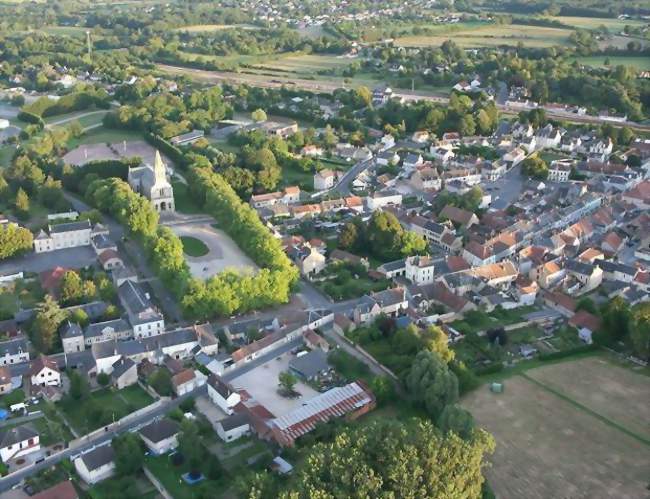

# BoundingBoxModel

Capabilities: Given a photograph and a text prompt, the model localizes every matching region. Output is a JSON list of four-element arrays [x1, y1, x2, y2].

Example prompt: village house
[[172, 368, 198, 396], [33, 220, 92, 253], [61, 321, 85, 353], [74, 444, 115, 484], [548, 160, 572, 182], [564, 259, 603, 295], [0, 337, 29, 366], [216, 413, 251, 443], [207, 375, 241, 415], [366, 190, 403, 211], [0, 425, 40, 463], [118, 280, 165, 339], [410, 166, 441, 191], [84, 318, 132, 346], [250, 187, 301, 208], [439, 205, 479, 228], [29, 355, 61, 387], [110, 357, 137, 389], [313, 169, 340, 191], [376, 150, 400, 167], [530, 260, 565, 289], [405, 255, 436, 285], [353, 288, 408, 324], [139, 419, 179, 455], [302, 329, 329, 352], [0, 367, 12, 395], [463, 241, 495, 267]]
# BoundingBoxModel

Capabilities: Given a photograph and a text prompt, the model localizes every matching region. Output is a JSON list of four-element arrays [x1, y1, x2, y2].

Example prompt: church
[[127, 150, 175, 213]]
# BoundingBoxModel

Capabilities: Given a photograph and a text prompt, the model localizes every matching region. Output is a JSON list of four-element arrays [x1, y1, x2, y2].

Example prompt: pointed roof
[[154, 150, 166, 183]]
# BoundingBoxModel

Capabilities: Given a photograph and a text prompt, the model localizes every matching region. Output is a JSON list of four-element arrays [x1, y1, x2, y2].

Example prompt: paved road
[[334, 158, 374, 196], [0, 387, 203, 493], [158, 64, 650, 131]]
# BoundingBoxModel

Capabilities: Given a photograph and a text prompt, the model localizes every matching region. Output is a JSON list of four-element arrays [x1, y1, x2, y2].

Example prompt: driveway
[[195, 394, 227, 429]]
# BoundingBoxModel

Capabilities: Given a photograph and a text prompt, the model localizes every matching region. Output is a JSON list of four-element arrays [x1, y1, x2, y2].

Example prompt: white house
[[0, 337, 29, 366], [313, 169, 339, 191], [216, 413, 250, 443], [139, 419, 179, 455], [548, 160, 572, 182], [29, 355, 61, 387], [33, 220, 92, 253], [367, 190, 402, 211], [75, 444, 115, 485], [117, 280, 164, 339], [405, 255, 436, 285], [207, 374, 241, 415], [536, 124, 562, 150], [430, 146, 455, 164], [0, 425, 40, 463]]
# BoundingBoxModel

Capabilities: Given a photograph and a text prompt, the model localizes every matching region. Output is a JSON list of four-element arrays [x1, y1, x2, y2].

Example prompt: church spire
[[153, 150, 166, 182]]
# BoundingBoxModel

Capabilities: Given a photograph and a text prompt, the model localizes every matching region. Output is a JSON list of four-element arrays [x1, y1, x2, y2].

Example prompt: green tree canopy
[[0, 223, 33, 260], [406, 350, 459, 418]]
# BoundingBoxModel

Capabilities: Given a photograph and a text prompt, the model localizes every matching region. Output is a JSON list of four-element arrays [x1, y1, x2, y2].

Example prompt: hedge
[[23, 90, 110, 118], [144, 132, 187, 168], [473, 362, 504, 376], [17, 110, 45, 129], [538, 344, 598, 361]]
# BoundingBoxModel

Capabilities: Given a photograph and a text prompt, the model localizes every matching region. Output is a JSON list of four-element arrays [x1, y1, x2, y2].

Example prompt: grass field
[[58, 386, 154, 434], [251, 54, 355, 74], [181, 236, 210, 257], [547, 16, 648, 31], [396, 24, 574, 48], [463, 356, 650, 499], [39, 26, 89, 38], [573, 55, 650, 71], [144, 455, 227, 499]]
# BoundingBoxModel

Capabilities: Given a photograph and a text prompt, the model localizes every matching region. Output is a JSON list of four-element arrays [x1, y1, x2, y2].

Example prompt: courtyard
[[462, 356, 650, 499], [230, 350, 319, 417], [168, 222, 258, 279], [63, 140, 172, 169]]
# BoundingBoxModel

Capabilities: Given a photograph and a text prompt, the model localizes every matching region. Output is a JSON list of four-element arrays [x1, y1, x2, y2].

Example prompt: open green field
[[57, 385, 154, 434], [547, 16, 648, 31], [174, 23, 258, 32], [252, 54, 354, 74], [573, 55, 650, 71], [180, 236, 210, 257], [462, 356, 650, 499], [396, 24, 574, 48]]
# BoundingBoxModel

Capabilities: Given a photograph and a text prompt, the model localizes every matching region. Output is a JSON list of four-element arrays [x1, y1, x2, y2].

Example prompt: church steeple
[[153, 150, 166, 183]]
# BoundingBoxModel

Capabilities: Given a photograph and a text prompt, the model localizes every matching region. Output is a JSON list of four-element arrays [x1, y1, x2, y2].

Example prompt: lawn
[[573, 55, 650, 71], [395, 24, 574, 48], [251, 54, 354, 74], [0, 145, 15, 169], [281, 164, 315, 191], [172, 181, 203, 214], [547, 16, 648, 31], [66, 127, 144, 149], [449, 306, 539, 335], [144, 454, 226, 499], [57, 386, 154, 434], [89, 472, 158, 499], [462, 356, 650, 498], [174, 24, 258, 32], [180, 236, 210, 257]]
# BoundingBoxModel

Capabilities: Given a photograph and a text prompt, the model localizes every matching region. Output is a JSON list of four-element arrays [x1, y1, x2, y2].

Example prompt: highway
[[157, 64, 650, 132]]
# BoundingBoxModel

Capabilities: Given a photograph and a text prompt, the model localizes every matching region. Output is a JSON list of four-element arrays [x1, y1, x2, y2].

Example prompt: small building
[[405, 255, 435, 286], [288, 349, 331, 381], [170, 130, 204, 146], [314, 169, 339, 191], [216, 413, 250, 443], [0, 337, 29, 366], [302, 329, 329, 352], [29, 355, 61, 387], [74, 444, 115, 485], [61, 321, 85, 353], [172, 368, 197, 396], [207, 374, 241, 415], [0, 425, 40, 463], [139, 419, 179, 455]]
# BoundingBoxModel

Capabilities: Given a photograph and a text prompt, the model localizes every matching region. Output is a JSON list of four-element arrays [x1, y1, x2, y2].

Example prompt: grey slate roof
[[219, 413, 250, 432], [80, 444, 114, 471], [61, 321, 83, 339], [0, 337, 28, 357], [207, 374, 235, 399], [0, 425, 38, 448], [111, 357, 136, 380], [139, 419, 179, 443], [49, 220, 91, 234], [118, 280, 162, 326], [289, 349, 330, 379], [84, 318, 130, 339]]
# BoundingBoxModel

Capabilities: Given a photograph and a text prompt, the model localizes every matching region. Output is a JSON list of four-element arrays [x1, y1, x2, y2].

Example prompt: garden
[[315, 261, 392, 300]]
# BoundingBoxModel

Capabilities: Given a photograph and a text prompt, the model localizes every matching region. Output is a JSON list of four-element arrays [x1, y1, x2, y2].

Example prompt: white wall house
[[216, 414, 250, 443], [75, 445, 115, 485], [405, 256, 436, 285], [33, 220, 92, 253], [0, 426, 40, 463], [29, 356, 61, 387], [314, 169, 338, 191], [0, 337, 29, 366], [207, 375, 241, 415], [139, 419, 179, 455]]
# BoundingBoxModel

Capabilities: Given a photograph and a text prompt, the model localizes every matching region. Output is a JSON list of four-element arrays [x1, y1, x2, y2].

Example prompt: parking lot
[[0, 246, 97, 275], [230, 350, 319, 417]]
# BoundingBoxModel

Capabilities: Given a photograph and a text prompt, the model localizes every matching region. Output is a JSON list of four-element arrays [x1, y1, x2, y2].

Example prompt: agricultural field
[[547, 16, 648, 31], [174, 23, 258, 32], [395, 24, 574, 48], [463, 356, 650, 499], [251, 54, 355, 74], [573, 55, 650, 71]]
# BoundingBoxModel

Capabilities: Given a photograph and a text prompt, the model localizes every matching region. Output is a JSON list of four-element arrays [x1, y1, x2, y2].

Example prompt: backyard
[[144, 453, 228, 499], [462, 355, 650, 499], [315, 261, 392, 301], [57, 385, 154, 434]]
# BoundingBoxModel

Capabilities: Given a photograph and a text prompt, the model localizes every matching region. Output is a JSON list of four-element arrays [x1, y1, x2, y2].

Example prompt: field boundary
[[520, 373, 650, 447]]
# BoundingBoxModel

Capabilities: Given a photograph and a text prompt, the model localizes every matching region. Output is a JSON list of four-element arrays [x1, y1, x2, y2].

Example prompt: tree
[[69, 370, 89, 400], [406, 350, 459, 418], [278, 371, 297, 395], [251, 108, 267, 122], [437, 404, 475, 440], [60, 271, 84, 305], [148, 368, 173, 396], [280, 418, 494, 498], [521, 155, 549, 180], [14, 188, 30, 218], [179, 420, 204, 476], [599, 297, 630, 344], [97, 372, 111, 387], [355, 86, 372, 107], [630, 302, 650, 359], [0, 224, 33, 260], [338, 221, 359, 250], [422, 325, 455, 363], [32, 296, 67, 353], [113, 433, 144, 476]]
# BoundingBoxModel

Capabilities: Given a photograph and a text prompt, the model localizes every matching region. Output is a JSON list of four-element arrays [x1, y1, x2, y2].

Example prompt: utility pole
[[86, 31, 92, 59]]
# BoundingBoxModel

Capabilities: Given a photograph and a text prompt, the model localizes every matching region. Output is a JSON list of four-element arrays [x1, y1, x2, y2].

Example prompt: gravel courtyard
[[63, 140, 172, 167]]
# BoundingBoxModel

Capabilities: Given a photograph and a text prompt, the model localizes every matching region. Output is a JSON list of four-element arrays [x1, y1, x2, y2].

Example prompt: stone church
[[128, 150, 175, 213]]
